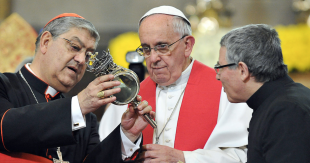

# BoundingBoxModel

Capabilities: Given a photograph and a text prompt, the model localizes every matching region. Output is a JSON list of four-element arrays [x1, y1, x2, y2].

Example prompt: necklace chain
[[155, 87, 186, 144], [19, 70, 66, 162], [19, 70, 39, 104]]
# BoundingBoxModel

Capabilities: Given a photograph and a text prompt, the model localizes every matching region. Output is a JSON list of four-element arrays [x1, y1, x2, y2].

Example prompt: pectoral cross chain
[[53, 147, 69, 163]]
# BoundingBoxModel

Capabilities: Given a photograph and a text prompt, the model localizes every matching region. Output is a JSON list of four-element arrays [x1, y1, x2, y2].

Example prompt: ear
[[39, 31, 53, 54], [238, 62, 250, 82], [184, 35, 195, 58]]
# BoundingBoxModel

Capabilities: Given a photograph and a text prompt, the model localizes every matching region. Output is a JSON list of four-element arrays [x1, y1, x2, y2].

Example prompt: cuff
[[120, 127, 141, 160], [183, 151, 192, 163], [71, 96, 86, 131]]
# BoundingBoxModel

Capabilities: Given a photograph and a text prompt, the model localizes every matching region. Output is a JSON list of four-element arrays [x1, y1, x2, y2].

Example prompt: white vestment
[[99, 59, 252, 163]]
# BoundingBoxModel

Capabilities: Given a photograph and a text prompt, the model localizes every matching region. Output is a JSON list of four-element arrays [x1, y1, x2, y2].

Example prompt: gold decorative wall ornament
[[0, 13, 37, 73]]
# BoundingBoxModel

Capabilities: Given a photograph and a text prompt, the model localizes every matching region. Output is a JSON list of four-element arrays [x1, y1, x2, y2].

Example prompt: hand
[[121, 95, 155, 142], [77, 74, 121, 115], [137, 144, 185, 163]]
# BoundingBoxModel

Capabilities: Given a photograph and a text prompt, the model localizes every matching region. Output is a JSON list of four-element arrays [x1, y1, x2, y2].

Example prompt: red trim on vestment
[[24, 65, 60, 99], [83, 154, 88, 162], [0, 152, 52, 163], [1, 109, 11, 152], [46, 149, 49, 158], [139, 77, 157, 145], [51, 92, 60, 98], [140, 60, 222, 151], [124, 150, 139, 161], [24, 65, 49, 86]]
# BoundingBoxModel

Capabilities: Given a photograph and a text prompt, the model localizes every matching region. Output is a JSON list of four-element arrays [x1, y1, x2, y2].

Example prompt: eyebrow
[[70, 36, 95, 52], [140, 41, 168, 47], [140, 43, 149, 47]]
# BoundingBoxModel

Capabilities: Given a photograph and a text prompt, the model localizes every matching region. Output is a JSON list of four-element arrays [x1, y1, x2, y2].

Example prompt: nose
[[148, 48, 160, 62], [74, 52, 86, 65]]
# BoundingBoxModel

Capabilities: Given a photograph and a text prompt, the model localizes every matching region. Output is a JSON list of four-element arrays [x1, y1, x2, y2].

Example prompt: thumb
[[122, 105, 136, 120]]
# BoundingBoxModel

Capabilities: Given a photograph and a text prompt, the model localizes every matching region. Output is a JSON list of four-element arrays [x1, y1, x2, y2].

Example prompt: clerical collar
[[246, 74, 294, 112], [158, 58, 194, 89], [23, 63, 59, 97]]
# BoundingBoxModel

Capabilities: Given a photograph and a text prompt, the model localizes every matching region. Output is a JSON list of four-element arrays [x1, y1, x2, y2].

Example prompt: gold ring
[[97, 91, 105, 98]]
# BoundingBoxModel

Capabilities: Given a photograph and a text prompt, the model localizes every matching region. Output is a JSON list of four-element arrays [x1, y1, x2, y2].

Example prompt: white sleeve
[[71, 96, 86, 131], [98, 104, 127, 141], [120, 127, 142, 160], [99, 104, 141, 160], [184, 88, 252, 163]]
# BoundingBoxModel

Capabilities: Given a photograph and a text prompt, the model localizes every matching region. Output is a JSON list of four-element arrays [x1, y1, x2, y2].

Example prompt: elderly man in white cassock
[[99, 6, 252, 163]]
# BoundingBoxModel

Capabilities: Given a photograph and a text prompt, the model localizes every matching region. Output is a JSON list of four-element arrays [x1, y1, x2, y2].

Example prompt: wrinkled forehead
[[139, 15, 177, 39], [63, 28, 97, 48], [140, 13, 174, 26], [62, 26, 98, 48]]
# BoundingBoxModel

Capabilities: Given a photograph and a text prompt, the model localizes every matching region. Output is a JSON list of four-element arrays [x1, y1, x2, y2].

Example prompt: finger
[[143, 158, 153, 163], [144, 144, 155, 150], [150, 111, 156, 119], [92, 74, 115, 85], [139, 105, 152, 115], [140, 145, 158, 159], [141, 145, 147, 151], [97, 91, 105, 98], [136, 95, 142, 102], [97, 80, 121, 93], [144, 159, 169, 163], [144, 150, 158, 159], [136, 151, 146, 161], [123, 106, 136, 119], [96, 96, 117, 105], [144, 144, 161, 150], [127, 103, 134, 111], [137, 100, 148, 111], [97, 88, 121, 99]]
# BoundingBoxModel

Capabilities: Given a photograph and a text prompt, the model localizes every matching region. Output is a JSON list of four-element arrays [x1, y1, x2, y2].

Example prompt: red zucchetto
[[44, 13, 84, 28]]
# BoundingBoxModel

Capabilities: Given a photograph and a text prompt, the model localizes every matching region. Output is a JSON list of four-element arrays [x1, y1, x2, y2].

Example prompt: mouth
[[152, 66, 166, 70], [67, 66, 78, 73]]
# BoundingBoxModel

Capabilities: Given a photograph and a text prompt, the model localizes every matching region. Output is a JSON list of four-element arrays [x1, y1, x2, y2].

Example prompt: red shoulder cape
[[139, 60, 222, 151]]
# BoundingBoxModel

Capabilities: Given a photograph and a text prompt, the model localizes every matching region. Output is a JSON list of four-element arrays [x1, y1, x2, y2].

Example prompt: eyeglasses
[[136, 35, 187, 58], [63, 38, 91, 63], [214, 63, 236, 74]]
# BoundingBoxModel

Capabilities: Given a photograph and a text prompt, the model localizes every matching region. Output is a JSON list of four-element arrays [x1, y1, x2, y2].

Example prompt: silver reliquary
[[86, 50, 157, 128]]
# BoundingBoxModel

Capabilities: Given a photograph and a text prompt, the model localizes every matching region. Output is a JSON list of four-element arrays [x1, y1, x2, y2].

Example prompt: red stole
[[140, 60, 222, 151]]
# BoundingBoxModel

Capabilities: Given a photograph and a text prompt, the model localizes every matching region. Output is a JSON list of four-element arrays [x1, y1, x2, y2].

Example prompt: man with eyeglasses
[[100, 6, 252, 163], [0, 13, 154, 163], [216, 24, 310, 162]]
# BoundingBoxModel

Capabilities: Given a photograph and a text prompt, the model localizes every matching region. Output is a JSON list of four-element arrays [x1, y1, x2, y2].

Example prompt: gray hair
[[139, 15, 192, 37], [220, 24, 287, 83], [35, 17, 100, 53], [171, 16, 192, 37]]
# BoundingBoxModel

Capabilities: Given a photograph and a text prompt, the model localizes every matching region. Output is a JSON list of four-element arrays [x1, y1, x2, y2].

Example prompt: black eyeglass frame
[[214, 63, 236, 74], [136, 35, 187, 57]]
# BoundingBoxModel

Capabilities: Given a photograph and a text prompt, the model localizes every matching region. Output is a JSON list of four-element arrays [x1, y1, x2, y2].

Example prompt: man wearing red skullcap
[[0, 13, 154, 163]]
